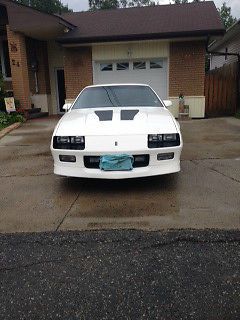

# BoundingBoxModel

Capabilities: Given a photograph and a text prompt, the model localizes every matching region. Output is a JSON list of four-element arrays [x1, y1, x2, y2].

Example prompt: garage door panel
[[94, 59, 168, 99]]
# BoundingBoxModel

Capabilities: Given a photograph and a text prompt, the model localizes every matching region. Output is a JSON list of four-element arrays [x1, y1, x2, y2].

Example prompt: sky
[[62, 0, 240, 18]]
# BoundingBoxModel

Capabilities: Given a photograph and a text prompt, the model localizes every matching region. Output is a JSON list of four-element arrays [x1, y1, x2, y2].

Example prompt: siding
[[210, 33, 240, 69], [169, 96, 205, 118], [92, 40, 169, 61]]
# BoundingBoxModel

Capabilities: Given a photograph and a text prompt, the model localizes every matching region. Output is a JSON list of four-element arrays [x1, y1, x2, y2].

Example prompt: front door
[[56, 69, 66, 113]]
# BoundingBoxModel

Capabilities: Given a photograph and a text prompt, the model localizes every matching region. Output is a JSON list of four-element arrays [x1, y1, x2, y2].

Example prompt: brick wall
[[64, 47, 93, 99], [6, 26, 31, 108], [4, 80, 13, 91], [169, 41, 206, 97]]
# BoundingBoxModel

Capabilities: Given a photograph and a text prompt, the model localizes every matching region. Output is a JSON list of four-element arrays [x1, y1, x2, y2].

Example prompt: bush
[[0, 112, 9, 126], [0, 112, 25, 128], [235, 112, 240, 119], [0, 97, 5, 112], [10, 113, 25, 123]]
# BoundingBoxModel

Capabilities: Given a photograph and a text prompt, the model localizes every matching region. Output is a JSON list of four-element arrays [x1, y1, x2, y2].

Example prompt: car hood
[[55, 107, 178, 136]]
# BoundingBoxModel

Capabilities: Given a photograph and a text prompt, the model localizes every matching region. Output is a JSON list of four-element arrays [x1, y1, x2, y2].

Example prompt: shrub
[[10, 113, 25, 123], [0, 97, 5, 112], [0, 112, 9, 126], [0, 112, 25, 128]]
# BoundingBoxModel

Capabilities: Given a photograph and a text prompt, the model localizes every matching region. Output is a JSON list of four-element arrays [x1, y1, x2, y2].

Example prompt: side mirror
[[63, 103, 72, 112], [163, 100, 173, 108]]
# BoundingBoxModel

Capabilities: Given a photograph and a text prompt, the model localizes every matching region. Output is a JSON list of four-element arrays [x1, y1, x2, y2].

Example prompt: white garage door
[[93, 59, 168, 99]]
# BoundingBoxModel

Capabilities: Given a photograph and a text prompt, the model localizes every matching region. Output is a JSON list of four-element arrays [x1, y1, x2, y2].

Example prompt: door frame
[[55, 67, 65, 114]]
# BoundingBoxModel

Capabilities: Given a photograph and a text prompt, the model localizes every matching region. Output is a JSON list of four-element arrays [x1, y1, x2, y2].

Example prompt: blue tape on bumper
[[100, 154, 134, 171]]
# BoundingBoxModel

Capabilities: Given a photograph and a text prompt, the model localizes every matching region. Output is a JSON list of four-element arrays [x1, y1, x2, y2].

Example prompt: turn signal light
[[59, 155, 76, 163], [157, 153, 174, 161]]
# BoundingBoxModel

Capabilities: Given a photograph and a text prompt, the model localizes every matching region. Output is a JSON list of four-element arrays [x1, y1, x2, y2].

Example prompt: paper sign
[[4, 97, 16, 113]]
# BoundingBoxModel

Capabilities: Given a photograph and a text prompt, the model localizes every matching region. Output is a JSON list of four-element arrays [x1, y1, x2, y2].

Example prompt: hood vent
[[94, 109, 139, 121], [95, 110, 113, 121], [121, 110, 139, 120]]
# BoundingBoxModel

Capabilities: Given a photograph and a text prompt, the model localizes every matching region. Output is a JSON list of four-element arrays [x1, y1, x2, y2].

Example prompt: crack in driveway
[[1, 230, 240, 273], [55, 192, 82, 231], [209, 167, 240, 184]]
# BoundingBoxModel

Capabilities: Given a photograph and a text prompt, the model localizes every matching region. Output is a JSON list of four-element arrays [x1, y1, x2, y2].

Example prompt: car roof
[[85, 84, 150, 89]]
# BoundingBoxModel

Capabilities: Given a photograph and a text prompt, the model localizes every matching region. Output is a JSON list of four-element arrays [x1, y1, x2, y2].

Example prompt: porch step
[[28, 112, 49, 119], [27, 108, 41, 114]]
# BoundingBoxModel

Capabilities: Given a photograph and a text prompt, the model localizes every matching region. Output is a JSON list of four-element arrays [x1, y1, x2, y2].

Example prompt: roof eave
[[209, 20, 240, 51], [58, 29, 225, 45]]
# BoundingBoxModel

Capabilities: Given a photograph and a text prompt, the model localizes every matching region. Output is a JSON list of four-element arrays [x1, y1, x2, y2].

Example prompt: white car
[[51, 84, 183, 179]]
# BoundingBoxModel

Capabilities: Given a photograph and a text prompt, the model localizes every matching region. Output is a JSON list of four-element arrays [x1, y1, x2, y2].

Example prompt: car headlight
[[148, 134, 180, 148], [53, 136, 85, 150]]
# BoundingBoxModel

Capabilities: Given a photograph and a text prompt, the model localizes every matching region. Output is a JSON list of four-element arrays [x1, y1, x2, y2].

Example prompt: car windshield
[[72, 85, 163, 109]]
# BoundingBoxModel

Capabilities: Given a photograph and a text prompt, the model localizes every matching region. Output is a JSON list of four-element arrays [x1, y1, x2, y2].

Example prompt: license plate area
[[84, 155, 149, 169], [100, 154, 133, 171]]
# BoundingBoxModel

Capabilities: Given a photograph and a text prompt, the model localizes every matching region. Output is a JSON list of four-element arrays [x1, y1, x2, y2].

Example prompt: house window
[[0, 40, 11, 79], [100, 63, 113, 71], [150, 60, 163, 69], [116, 62, 129, 71], [225, 48, 228, 61], [133, 61, 146, 70]]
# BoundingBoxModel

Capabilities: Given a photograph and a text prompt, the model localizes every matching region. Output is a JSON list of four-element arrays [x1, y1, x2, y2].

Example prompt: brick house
[[0, 0, 224, 118]]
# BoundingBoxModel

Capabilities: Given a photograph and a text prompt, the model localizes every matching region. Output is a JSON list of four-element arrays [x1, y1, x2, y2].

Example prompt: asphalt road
[[1, 230, 240, 320]]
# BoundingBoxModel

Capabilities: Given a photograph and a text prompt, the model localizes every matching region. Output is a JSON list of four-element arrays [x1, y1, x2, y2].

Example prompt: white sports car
[[51, 84, 183, 179]]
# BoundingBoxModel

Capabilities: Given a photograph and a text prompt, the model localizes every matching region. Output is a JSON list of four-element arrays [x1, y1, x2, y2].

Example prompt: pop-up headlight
[[53, 136, 85, 150], [148, 134, 180, 148]]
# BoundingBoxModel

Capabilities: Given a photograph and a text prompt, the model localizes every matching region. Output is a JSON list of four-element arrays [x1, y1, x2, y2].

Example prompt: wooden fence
[[205, 62, 239, 117]]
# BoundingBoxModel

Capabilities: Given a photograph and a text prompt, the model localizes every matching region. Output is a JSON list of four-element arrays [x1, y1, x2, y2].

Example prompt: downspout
[[206, 37, 240, 113]]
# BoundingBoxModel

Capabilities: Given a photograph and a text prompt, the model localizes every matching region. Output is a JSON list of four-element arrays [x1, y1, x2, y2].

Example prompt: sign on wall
[[4, 97, 16, 113]]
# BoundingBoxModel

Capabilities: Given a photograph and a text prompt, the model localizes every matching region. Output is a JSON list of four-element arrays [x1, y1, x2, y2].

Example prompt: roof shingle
[[59, 1, 225, 44]]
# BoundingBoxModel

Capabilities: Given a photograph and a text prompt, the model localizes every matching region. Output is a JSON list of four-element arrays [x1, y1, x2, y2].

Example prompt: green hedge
[[0, 112, 25, 130]]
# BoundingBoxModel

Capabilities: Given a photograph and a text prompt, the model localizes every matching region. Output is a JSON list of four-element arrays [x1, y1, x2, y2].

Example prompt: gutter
[[209, 19, 240, 51], [206, 36, 240, 113], [58, 29, 225, 44]]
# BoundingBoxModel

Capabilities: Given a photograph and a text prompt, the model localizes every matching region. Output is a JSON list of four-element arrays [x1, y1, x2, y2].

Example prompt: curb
[[0, 122, 22, 140]]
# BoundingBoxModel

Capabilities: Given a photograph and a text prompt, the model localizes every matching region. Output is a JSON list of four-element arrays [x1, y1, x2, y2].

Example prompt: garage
[[93, 59, 168, 99]]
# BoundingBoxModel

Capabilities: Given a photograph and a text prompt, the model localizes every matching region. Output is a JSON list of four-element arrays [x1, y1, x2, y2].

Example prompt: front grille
[[84, 155, 150, 169]]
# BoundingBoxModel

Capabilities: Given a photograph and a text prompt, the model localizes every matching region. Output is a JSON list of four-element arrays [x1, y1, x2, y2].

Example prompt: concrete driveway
[[0, 117, 240, 233]]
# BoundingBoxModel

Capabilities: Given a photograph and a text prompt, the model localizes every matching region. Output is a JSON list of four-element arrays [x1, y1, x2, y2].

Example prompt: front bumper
[[51, 147, 182, 179]]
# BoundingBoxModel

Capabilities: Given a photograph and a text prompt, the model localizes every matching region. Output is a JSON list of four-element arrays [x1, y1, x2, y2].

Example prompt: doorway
[[56, 68, 66, 113]]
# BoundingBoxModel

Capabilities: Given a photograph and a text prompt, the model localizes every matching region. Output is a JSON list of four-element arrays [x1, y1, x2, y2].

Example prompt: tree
[[89, 0, 119, 10], [174, 0, 188, 3], [89, 0, 155, 10], [174, 0, 204, 3], [14, 0, 72, 14], [122, 0, 156, 7], [218, 2, 237, 29]]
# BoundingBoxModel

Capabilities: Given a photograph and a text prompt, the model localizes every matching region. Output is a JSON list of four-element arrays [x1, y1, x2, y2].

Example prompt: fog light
[[59, 155, 76, 162], [89, 157, 100, 163], [134, 155, 146, 162], [157, 153, 174, 161]]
